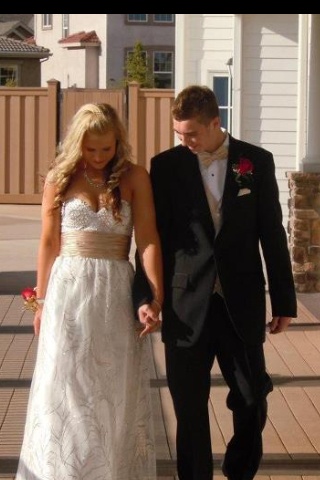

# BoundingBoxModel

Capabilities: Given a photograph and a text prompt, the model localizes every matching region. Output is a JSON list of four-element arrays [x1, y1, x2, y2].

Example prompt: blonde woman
[[16, 103, 163, 480]]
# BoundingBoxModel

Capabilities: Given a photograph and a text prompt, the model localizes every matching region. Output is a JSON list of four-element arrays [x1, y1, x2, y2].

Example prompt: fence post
[[127, 82, 139, 164], [47, 79, 60, 165]]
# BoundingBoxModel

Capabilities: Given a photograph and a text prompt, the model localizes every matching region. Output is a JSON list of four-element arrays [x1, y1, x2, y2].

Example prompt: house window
[[212, 75, 232, 134], [62, 14, 69, 38], [127, 14, 147, 22], [154, 14, 174, 23], [126, 46, 174, 88], [42, 14, 53, 29], [0, 65, 18, 87], [153, 51, 173, 88]]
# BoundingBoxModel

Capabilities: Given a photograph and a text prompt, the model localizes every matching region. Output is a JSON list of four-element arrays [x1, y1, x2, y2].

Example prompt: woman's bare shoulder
[[120, 163, 151, 204], [124, 162, 149, 183]]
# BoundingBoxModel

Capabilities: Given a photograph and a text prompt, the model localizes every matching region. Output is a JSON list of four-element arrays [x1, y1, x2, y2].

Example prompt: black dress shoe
[[221, 461, 242, 480]]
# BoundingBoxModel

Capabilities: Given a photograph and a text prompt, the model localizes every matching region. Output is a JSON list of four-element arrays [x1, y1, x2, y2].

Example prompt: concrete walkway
[[0, 205, 41, 295]]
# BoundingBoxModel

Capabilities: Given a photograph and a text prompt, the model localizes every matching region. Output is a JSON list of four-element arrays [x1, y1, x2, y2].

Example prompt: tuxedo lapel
[[221, 152, 239, 209], [217, 137, 244, 236], [177, 149, 216, 240]]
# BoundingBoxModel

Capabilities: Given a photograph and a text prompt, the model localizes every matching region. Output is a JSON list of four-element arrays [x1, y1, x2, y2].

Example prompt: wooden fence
[[0, 80, 175, 204], [128, 82, 174, 170]]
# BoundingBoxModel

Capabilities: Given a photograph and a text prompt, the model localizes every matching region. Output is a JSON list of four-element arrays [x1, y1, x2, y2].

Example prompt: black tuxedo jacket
[[133, 136, 297, 347]]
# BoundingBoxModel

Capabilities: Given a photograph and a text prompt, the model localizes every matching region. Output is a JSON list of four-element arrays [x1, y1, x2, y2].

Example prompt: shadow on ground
[[0, 271, 36, 295], [297, 293, 320, 321], [0, 272, 319, 322]]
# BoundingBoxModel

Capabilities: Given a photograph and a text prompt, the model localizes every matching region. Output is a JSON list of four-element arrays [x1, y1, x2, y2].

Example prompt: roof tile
[[0, 35, 50, 55], [58, 30, 101, 45]]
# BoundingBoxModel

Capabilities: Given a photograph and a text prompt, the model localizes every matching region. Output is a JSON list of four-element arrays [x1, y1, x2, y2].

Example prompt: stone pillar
[[287, 172, 320, 292], [305, 15, 320, 170]]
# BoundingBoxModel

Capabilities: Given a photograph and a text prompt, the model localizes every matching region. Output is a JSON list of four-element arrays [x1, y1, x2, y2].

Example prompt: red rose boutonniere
[[232, 156, 254, 193], [21, 287, 39, 312]]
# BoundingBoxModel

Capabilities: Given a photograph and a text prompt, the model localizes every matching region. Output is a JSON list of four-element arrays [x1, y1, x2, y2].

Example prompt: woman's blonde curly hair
[[48, 103, 132, 220]]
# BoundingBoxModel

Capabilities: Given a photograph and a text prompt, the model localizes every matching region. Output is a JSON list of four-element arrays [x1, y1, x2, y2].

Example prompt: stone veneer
[[287, 172, 320, 293]]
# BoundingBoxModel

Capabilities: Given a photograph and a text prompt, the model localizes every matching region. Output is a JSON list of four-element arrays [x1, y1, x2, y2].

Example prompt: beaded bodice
[[61, 197, 133, 236]]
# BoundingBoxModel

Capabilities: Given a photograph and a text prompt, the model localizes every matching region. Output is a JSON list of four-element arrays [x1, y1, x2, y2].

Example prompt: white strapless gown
[[16, 198, 156, 480]]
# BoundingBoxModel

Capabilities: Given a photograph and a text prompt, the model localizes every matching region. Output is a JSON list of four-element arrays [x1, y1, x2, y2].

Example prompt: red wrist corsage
[[21, 287, 42, 312]]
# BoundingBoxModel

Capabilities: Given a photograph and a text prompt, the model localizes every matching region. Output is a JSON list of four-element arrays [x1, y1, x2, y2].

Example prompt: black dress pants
[[165, 293, 273, 480]]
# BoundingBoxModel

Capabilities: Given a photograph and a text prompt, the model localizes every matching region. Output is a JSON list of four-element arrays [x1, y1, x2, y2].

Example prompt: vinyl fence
[[0, 80, 174, 204]]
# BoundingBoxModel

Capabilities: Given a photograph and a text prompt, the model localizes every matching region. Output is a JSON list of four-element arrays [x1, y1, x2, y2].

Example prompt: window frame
[[209, 73, 233, 134], [125, 46, 174, 89], [153, 14, 174, 23], [0, 64, 19, 87], [42, 14, 53, 29], [127, 14, 148, 23], [153, 50, 174, 88], [125, 14, 174, 26], [62, 14, 69, 38]]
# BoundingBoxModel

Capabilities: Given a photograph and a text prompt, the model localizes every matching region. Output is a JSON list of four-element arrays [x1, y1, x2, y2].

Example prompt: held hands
[[268, 316, 291, 334], [137, 300, 162, 338]]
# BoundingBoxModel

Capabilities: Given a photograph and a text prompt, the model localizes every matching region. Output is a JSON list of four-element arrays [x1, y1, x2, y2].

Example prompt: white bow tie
[[198, 144, 228, 168]]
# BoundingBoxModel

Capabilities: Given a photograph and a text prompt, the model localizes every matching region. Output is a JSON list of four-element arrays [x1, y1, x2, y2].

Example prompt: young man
[[133, 85, 297, 480]]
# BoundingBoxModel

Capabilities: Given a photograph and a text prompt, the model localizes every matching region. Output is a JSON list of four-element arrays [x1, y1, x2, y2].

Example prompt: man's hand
[[268, 316, 291, 334], [137, 302, 161, 338]]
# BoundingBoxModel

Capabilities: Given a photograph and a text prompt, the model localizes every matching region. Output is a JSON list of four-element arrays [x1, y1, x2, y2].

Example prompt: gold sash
[[60, 231, 130, 260]]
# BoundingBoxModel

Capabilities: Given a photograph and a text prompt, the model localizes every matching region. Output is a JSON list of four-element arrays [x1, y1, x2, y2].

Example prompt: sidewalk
[[1, 204, 320, 480], [0, 205, 41, 294]]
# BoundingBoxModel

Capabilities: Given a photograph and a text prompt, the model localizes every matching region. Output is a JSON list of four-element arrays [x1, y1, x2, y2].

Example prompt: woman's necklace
[[83, 170, 107, 189]]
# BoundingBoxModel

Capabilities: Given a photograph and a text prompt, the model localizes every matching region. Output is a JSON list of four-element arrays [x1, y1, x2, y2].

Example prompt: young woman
[[16, 103, 163, 480]]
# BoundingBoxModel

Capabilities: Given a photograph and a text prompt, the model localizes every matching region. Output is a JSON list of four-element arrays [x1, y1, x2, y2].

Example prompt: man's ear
[[211, 117, 221, 130]]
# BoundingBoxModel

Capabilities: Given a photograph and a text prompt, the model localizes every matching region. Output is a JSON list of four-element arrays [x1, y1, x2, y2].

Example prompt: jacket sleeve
[[257, 151, 297, 317]]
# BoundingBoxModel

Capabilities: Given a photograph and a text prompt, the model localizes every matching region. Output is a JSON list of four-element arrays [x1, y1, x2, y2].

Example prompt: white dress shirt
[[197, 133, 229, 235], [197, 133, 229, 296]]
